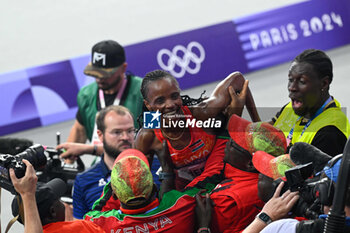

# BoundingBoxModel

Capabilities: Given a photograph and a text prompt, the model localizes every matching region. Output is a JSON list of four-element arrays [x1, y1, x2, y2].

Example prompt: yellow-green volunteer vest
[[273, 99, 350, 145]]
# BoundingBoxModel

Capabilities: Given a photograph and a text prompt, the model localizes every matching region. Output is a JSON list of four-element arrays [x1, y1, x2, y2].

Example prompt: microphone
[[0, 137, 33, 155], [289, 142, 332, 174]]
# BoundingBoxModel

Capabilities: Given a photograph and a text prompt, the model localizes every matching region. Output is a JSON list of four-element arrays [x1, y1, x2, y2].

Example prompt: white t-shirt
[[260, 218, 298, 233]]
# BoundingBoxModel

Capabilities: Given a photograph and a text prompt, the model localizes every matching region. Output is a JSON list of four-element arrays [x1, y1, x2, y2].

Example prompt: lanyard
[[91, 77, 128, 145], [98, 77, 128, 109], [286, 96, 333, 145]]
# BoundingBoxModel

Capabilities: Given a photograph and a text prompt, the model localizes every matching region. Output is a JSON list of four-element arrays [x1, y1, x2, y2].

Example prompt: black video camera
[[0, 144, 47, 194], [272, 163, 334, 219], [0, 143, 85, 202], [37, 147, 85, 202]]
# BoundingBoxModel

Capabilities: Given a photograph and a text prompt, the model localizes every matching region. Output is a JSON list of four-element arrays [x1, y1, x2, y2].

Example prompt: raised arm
[[191, 72, 256, 121], [245, 85, 261, 122], [225, 81, 261, 122], [10, 159, 43, 233]]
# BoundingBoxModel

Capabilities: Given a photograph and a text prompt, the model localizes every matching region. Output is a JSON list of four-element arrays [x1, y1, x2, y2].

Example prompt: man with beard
[[66, 40, 143, 147], [72, 105, 135, 219]]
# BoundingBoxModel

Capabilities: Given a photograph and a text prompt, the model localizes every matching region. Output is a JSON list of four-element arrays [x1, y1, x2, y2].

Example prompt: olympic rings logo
[[157, 41, 205, 78]]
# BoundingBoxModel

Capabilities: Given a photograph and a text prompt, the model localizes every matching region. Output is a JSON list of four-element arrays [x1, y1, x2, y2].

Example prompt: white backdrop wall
[[1, 0, 304, 74], [2, 0, 350, 232]]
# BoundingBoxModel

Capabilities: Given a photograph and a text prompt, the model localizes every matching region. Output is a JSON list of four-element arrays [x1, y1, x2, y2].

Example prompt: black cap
[[84, 40, 126, 78], [12, 178, 67, 224]]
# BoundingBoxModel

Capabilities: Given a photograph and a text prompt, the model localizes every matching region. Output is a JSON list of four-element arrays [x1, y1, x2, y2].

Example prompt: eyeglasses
[[111, 128, 136, 137]]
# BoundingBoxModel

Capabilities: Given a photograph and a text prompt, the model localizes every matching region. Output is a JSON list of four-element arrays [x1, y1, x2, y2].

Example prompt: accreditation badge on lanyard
[[90, 78, 128, 145], [286, 96, 333, 147]]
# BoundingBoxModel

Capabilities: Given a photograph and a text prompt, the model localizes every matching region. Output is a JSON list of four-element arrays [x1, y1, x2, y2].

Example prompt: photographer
[[259, 157, 350, 233], [10, 159, 42, 233], [244, 149, 350, 233], [242, 181, 299, 233], [236, 150, 298, 233], [10, 159, 105, 233]]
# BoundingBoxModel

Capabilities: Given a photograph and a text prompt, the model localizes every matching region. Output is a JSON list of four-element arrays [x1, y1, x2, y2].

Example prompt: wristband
[[158, 172, 175, 181], [92, 145, 97, 155], [197, 227, 211, 233]]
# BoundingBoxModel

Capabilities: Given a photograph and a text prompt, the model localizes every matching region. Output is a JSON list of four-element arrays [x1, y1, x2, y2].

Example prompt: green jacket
[[77, 75, 143, 141]]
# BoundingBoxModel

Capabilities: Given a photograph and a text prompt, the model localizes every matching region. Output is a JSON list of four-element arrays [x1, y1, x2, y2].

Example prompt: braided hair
[[137, 69, 206, 128], [293, 49, 333, 84]]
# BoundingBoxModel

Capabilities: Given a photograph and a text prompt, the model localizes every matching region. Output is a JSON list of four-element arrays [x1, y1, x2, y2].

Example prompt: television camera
[[0, 143, 84, 201]]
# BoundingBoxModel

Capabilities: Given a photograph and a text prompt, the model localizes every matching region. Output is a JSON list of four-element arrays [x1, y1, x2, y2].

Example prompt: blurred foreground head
[[110, 149, 154, 206]]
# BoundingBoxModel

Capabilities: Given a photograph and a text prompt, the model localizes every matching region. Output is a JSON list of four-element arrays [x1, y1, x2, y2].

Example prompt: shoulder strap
[[5, 216, 18, 233]]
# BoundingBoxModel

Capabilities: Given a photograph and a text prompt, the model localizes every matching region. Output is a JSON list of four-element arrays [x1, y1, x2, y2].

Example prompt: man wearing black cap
[[10, 159, 106, 233], [67, 40, 143, 146]]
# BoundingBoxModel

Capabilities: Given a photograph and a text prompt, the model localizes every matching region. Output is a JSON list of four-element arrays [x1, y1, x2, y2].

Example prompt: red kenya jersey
[[85, 184, 215, 233]]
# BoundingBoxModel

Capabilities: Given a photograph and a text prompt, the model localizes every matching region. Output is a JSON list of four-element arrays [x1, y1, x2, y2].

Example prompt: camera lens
[[17, 144, 47, 170]]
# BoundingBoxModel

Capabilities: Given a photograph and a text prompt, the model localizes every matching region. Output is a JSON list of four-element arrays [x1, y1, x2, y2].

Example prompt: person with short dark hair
[[270, 49, 350, 156], [62, 39, 143, 150], [71, 105, 135, 219]]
